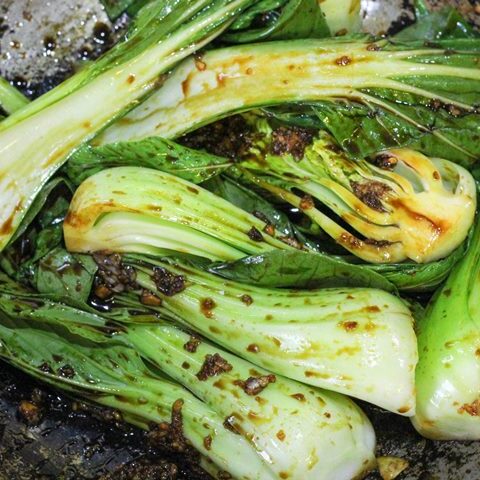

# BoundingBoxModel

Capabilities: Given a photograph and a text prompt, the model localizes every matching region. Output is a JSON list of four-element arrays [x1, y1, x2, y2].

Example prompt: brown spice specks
[[184, 335, 201, 353], [148, 399, 188, 453], [203, 435, 212, 450], [153, 267, 186, 296], [299, 195, 315, 211], [247, 344, 260, 353], [342, 321, 358, 332], [241, 294, 253, 306], [335, 55, 352, 66], [236, 374, 276, 396], [196, 354, 233, 381], [458, 399, 480, 416], [200, 298, 216, 318]]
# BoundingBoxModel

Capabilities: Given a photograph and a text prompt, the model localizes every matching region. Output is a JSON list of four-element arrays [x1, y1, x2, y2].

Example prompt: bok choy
[[63, 166, 292, 260], [234, 121, 476, 263], [412, 216, 480, 440], [0, 272, 376, 479], [97, 37, 480, 166], [0, 0, 258, 251], [75, 251, 418, 415]]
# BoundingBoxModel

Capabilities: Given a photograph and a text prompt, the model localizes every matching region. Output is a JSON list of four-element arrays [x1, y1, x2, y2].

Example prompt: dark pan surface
[[1, 1, 480, 479]]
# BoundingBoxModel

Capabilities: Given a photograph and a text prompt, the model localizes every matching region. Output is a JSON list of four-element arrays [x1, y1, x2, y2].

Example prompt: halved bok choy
[[0, 0, 258, 251], [0, 272, 376, 479]]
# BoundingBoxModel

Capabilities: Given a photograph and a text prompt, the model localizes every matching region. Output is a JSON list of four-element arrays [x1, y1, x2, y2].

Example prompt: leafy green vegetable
[[208, 249, 397, 292], [66, 137, 232, 186], [35, 248, 97, 303], [236, 122, 476, 264], [64, 166, 292, 260], [99, 254, 418, 414], [222, 0, 330, 43], [0, 271, 377, 479], [394, 0, 480, 41], [412, 215, 480, 440], [0, 0, 258, 251]]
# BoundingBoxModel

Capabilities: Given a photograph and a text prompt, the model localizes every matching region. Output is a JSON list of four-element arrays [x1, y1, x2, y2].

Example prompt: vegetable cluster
[[0, 0, 480, 478]]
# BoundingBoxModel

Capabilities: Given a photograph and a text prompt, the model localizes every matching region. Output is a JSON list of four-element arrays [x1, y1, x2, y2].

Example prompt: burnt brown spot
[[200, 298, 216, 318], [367, 43, 381, 51], [342, 321, 358, 332], [58, 365, 75, 378], [223, 415, 241, 434], [271, 125, 315, 160], [181, 362, 190, 370], [235, 374, 276, 396], [365, 305, 381, 313], [339, 232, 362, 249], [299, 195, 315, 211], [324, 412, 331, 418], [187, 186, 199, 194], [444, 288, 452, 297], [196, 353, 232, 381], [203, 435, 212, 450], [276, 429, 286, 441], [241, 294, 253, 306], [279, 235, 304, 250], [291, 393, 306, 402], [351, 180, 391, 212], [248, 227, 264, 242], [0, 203, 22, 236], [195, 59, 207, 71], [458, 399, 480, 416], [184, 336, 201, 353], [398, 406, 411, 414], [372, 154, 398, 170], [140, 290, 162, 307], [126, 74, 136, 84], [335, 55, 352, 66], [280, 472, 289, 479], [247, 344, 260, 353], [433, 171, 440, 180], [153, 267, 186, 296], [148, 399, 188, 453], [263, 223, 276, 236]]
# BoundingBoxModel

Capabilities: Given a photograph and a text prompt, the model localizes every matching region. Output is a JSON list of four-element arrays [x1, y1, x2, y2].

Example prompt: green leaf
[[66, 138, 232, 186], [35, 248, 97, 303], [207, 249, 397, 292], [312, 94, 480, 166], [369, 242, 467, 293], [8, 177, 71, 246], [223, 0, 330, 43], [395, 2, 479, 41]]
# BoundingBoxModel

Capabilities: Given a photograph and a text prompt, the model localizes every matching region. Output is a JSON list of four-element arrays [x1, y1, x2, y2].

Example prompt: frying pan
[[0, 1, 479, 478]]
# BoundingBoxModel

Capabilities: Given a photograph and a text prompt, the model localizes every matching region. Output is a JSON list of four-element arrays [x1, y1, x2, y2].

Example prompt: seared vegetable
[[70, 251, 417, 415], [0, 272, 376, 479], [63, 167, 291, 260], [0, 0, 258, 251], [236, 124, 476, 263], [97, 38, 480, 166], [412, 216, 480, 440]]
